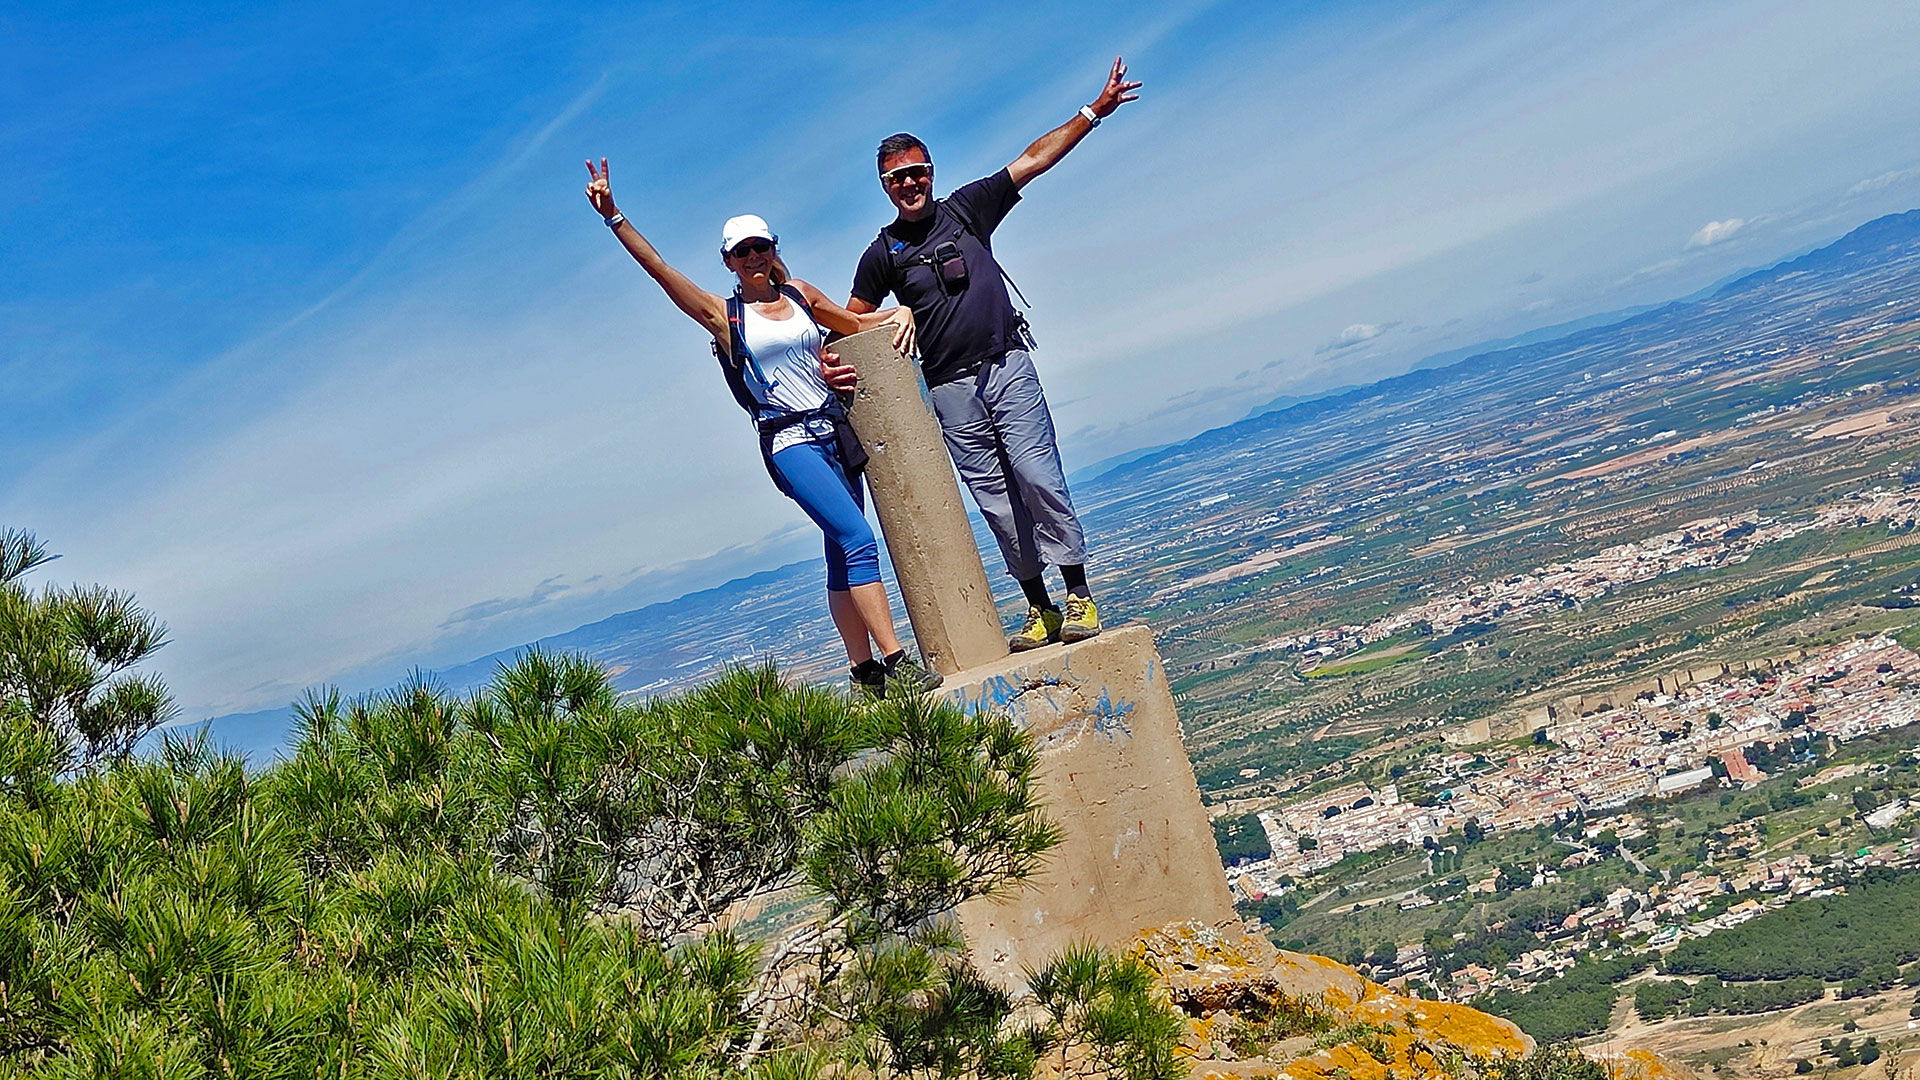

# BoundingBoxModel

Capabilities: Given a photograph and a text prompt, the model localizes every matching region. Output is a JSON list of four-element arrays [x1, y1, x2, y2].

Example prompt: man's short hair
[[876, 132, 930, 173]]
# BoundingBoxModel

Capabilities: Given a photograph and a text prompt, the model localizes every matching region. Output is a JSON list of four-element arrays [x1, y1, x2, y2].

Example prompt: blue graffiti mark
[[960, 673, 1067, 728], [979, 675, 1021, 710], [1089, 688, 1135, 739]]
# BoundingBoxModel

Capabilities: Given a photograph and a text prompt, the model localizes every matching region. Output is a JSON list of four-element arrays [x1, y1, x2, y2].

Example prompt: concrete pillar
[[835, 327, 1007, 675], [942, 626, 1238, 990]]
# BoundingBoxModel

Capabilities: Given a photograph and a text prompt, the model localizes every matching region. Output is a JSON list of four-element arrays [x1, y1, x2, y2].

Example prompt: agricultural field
[[1048, 212, 1920, 1071]]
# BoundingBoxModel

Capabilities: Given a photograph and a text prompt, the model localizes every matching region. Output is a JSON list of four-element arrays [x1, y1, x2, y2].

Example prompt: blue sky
[[7, 0, 1920, 718]]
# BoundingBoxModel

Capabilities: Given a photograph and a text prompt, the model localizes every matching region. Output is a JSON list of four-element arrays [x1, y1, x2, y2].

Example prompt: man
[[844, 57, 1142, 652]]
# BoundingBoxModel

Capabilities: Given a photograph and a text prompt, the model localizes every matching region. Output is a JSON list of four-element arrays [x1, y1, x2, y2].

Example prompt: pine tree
[[1, 529, 175, 787], [0, 534, 1193, 1077]]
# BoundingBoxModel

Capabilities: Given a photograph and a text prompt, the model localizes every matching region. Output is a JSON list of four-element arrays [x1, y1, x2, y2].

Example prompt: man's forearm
[[1006, 58, 1139, 189], [1007, 111, 1096, 189]]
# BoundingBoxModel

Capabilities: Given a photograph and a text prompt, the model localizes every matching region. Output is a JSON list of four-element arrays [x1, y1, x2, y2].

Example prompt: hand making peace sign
[[584, 158, 619, 219]]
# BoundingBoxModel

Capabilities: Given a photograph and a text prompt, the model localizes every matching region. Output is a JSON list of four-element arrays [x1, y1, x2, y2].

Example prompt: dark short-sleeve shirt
[[852, 168, 1023, 386]]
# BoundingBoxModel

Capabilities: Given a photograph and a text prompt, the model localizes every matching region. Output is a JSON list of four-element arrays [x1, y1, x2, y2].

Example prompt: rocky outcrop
[[1128, 921, 1533, 1080], [1596, 1049, 1699, 1080]]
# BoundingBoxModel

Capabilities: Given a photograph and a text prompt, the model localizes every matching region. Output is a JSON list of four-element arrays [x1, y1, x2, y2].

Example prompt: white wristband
[[1079, 105, 1101, 128], [604, 212, 626, 229]]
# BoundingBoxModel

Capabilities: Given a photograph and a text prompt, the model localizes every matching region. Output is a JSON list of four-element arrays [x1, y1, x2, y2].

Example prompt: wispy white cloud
[[1686, 217, 1746, 249], [285, 76, 610, 331], [1014, 0, 1920, 443], [14, 0, 1920, 716], [1615, 257, 1683, 287], [441, 574, 571, 630], [1317, 321, 1398, 353], [1847, 166, 1920, 197]]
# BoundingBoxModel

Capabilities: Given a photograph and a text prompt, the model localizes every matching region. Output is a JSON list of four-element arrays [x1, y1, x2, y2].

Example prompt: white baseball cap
[[721, 214, 777, 253]]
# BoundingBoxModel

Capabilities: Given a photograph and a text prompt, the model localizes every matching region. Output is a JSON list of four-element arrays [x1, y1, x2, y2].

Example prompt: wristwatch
[[1079, 104, 1101, 128]]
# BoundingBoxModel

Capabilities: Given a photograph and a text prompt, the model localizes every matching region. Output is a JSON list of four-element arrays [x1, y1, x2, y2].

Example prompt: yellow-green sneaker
[[1008, 604, 1063, 652], [1060, 595, 1101, 643]]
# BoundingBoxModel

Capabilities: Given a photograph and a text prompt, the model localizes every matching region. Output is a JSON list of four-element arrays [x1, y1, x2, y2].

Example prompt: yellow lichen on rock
[[1130, 920, 1533, 1080], [1598, 1049, 1698, 1080]]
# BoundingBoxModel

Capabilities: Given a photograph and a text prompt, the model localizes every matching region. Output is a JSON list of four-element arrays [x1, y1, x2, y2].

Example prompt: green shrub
[[0, 531, 1190, 1079]]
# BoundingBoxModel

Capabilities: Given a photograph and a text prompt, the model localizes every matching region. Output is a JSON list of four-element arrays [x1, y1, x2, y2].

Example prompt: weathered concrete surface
[[836, 334, 1235, 990], [835, 327, 1006, 675], [945, 625, 1237, 988]]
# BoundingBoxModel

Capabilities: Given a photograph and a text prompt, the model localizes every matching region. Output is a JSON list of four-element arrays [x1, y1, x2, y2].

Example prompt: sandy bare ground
[[1529, 389, 1902, 488], [1410, 514, 1558, 557], [1804, 407, 1918, 441], [1582, 986, 1920, 1079], [1547, 433, 1728, 483], [1179, 534, 1349, 591]]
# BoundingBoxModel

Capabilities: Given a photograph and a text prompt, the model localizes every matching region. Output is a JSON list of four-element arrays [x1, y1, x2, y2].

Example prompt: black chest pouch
[[933, 239, 969, 291]]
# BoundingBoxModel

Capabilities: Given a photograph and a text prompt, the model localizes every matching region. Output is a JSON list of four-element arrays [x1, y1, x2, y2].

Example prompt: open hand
[[821, 350, 859, 393], [882, 306, 917, 358], [584, 158, 619, 218], [1090, 57, 1142, 119]]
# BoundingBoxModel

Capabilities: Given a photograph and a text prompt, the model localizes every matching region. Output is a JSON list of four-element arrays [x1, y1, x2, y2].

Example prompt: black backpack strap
[[946, 200, 1032, 310], [779, 282, 819, 327], [875, 227, 906, 296], [780, 281, 847, 352], [713, 292, 772, 418]]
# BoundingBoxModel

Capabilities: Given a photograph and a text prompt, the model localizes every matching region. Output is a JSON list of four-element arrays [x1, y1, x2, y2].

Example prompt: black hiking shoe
[[851, 658, 888, 698], [883, 651, 943, 695]]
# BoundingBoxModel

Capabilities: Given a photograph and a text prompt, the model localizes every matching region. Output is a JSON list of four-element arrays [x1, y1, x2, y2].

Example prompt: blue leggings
[[770, 440, 880, 592]]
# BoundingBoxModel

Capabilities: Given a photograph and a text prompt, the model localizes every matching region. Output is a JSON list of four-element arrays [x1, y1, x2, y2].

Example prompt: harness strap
[[718, 283, 823, 419], [756, 401, 843, 438], [756, 400, 868, 491], [714, 282, 865, 488], [878, 201, 1031, 309]]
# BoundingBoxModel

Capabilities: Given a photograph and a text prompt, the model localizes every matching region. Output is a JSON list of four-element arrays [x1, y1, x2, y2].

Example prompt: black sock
[[1018, 576, 1057, 611], [852, 658, 885, 678], [883, 649, 906, 670], [1060, 564, 1090, 599]]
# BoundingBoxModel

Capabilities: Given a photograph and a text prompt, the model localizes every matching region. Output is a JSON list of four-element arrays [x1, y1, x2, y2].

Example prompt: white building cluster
[[1232, 633, 1920, 893], [1269, 485, 1920, 664]]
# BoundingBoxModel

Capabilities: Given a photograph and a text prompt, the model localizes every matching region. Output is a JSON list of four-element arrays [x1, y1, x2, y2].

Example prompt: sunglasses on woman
[[881, 163, 932, 185], [729, 239, 775, 257]]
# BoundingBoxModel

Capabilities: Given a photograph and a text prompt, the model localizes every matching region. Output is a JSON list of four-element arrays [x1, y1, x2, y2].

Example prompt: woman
[[584, 157, 939, 696]]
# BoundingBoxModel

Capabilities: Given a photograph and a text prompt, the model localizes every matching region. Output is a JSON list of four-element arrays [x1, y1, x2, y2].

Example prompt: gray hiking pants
[[927, 348, 1086, 581]]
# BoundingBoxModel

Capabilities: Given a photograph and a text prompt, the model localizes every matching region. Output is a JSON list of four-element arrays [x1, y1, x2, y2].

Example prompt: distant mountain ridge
[[175, 559, 838, 761], [1091, 207, 1920, 489], [185, 207, 1920, 760], [430, 560, 828, 694]]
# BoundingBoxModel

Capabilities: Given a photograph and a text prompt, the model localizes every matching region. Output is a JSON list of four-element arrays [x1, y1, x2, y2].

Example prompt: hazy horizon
[[9, 0, 1920, 716]]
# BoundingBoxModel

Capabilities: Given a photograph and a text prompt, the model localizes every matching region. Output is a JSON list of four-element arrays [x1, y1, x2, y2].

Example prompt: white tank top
[[737, 292, 833, 453]]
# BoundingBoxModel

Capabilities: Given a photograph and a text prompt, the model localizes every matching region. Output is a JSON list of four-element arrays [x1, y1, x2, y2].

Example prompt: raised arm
[[585, 158, 727, 340], [793, 280, 915, 357], [1005, 57, 1142, 189]]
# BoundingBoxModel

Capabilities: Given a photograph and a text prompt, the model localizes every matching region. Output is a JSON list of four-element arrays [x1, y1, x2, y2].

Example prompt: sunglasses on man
[[881, 163, 932, 185], [729, 239, 775, 257]]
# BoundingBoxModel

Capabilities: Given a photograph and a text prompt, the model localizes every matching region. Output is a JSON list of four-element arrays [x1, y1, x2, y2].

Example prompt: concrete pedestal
[[943, 624, 1237, 989], [832, 329, 1231, 985]]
